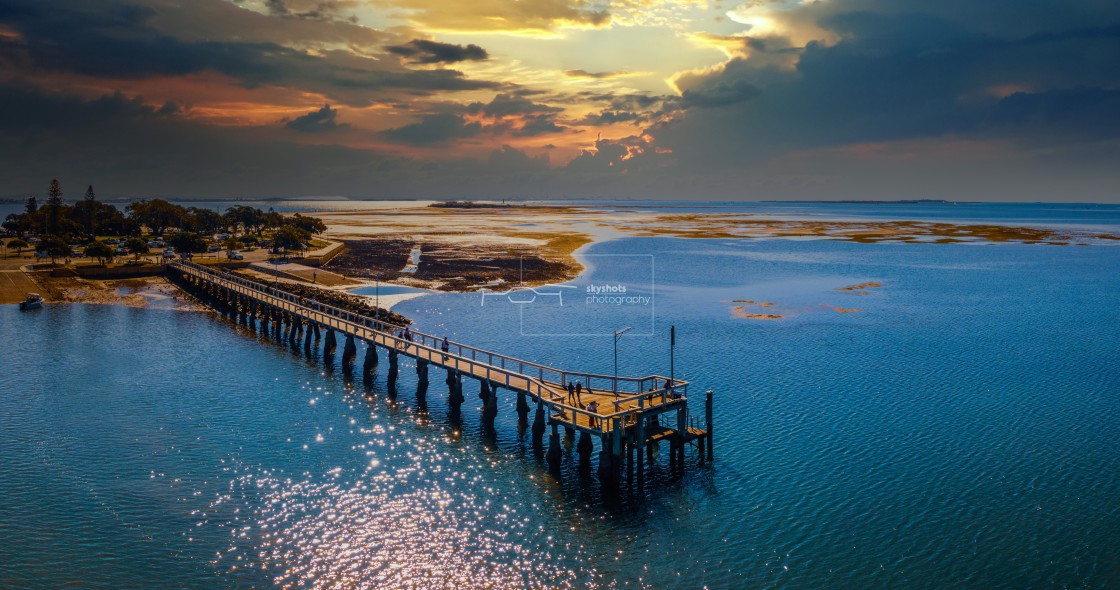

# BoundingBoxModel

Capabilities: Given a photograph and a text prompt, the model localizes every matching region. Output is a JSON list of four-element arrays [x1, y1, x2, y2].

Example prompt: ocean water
[[2, 204, 1120, 589]]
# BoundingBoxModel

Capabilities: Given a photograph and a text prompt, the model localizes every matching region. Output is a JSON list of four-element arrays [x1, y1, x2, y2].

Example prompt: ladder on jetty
[[168, 261, 712, 486]]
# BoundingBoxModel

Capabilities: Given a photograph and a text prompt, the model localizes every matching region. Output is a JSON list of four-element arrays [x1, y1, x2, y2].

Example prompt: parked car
[[207, 244, 221, 252], [227, 251, 244, 260]]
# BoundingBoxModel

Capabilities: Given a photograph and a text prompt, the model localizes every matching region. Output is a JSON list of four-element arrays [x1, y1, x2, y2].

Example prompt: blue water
[[349, 284, 432, 297], [3, 205, 1120, 588]]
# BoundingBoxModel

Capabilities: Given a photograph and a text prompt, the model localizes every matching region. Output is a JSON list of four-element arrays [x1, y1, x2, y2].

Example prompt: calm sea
[[2, 202, 1119, 588]]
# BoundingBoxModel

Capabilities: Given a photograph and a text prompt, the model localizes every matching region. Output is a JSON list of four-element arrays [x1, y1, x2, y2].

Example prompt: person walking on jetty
[[567, 382, 576, 405], [441, 336, 450, 360], [575, 381, 583, 406]]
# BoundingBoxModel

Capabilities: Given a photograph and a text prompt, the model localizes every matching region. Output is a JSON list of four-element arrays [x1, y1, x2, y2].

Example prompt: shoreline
[[7, 205, 1119, 308]]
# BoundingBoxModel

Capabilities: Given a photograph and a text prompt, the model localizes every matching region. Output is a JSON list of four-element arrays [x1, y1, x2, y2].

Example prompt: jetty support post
[[342, 333, 357, 369], [531, 399, 546, 450], [577, 430, 593, 465], [546, 423, 562, 471], [515, 391, 530, 425], [446, 370, 463, 420], [387, 349, 399, 386], [363, 341, 378, 381]]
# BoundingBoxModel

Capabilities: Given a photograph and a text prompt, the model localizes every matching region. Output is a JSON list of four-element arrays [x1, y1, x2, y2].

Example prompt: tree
[[45, 179, 63, 235], [185, 207, 224, 235], [127, 199, 187, 237], [36, 236, 69, 264], [7, 238, 29, 255], [263, 209, 284, 232], [84, 241, 114, 265], [224, 237, 245, 251], [167, 231, 207, 256], [271, 225, 311, 256], [288, 213, 327, 236], [24, 196, 37, 215], [125, 237, 149, 261], [3, 214, 25, 237], [222, 205, 265, 235], [82, 185, 96, 237]]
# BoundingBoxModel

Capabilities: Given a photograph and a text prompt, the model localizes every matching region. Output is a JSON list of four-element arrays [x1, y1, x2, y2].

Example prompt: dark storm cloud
[[564, 69, 626, 79], [661, 4, 1120, 167], [514, 115, 566, 136], [382, 112, 482, 145], [386, 39, 489, 64], [577, 110, 643, 125], [0, 0, 498, 105], [468, 94, 562, 118], [285, 104, 348, 133], [0, 84, 557, 198], [680, 78, 760, 108]]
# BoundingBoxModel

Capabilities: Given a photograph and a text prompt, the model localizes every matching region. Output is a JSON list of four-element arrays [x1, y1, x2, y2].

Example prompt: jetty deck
[[168, 260, 711, 485]]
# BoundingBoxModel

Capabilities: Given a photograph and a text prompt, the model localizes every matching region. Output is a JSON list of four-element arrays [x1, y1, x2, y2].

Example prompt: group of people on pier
[[566, 381, 600, 427]]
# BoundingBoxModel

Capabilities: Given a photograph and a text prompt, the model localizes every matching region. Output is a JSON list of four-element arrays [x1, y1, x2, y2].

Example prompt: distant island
[[760, 199, 952, 204], [428, 200, 526, 209]]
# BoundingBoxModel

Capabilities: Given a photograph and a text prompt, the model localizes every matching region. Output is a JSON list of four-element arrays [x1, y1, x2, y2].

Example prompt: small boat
[[19, 293, 43, 310]]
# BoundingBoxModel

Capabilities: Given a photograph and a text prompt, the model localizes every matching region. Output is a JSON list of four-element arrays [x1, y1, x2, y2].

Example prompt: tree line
[[2, 179, 328, 264]]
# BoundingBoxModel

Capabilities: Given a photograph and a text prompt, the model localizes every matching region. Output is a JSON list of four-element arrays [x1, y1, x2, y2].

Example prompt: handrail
[[171, 261, 689, 398], [176, 260, 690, 434]]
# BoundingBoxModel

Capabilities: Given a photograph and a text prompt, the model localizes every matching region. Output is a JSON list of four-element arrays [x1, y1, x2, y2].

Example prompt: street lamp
[[613, 326, 632, 397], [669, 324, 676, 392]]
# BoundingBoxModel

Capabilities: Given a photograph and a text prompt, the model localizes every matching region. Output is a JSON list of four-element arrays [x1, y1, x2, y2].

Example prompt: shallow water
[[2, 208, 1120, 588]]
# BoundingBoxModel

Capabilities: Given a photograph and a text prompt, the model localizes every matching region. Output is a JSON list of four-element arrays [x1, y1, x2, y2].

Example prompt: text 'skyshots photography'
[[2, 1, 1120, 589]]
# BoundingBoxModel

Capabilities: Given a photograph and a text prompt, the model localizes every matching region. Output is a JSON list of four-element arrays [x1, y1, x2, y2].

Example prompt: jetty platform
[[168, 261, 711, 486]]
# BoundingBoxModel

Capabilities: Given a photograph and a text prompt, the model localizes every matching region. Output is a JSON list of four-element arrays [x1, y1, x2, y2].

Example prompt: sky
[[0, 0, 1118, 202]]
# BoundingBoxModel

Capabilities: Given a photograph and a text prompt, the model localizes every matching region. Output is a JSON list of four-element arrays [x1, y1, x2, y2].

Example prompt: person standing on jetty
[[568, 382, 576, 405], [575, 381, 583, 406], [441, 336, 450, 360]]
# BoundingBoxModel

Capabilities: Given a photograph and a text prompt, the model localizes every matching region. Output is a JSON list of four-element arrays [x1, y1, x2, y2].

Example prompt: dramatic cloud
[[383, 112, 483, 145], [386, 39, 489, 64], [374, 0, 611, 33], [285, 104, 348, 133], [564, 69, 627, 79], [469, 94, 562, 118], [0, 0, 499, 107], [0, 0, 1118, 201]]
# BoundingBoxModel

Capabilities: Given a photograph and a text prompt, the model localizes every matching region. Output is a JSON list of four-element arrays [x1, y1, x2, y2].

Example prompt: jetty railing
[[170, 261, 688, 433]]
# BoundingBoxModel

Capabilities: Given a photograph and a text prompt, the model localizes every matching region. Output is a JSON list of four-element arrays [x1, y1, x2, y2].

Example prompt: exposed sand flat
[[22, 274, 201, 309], [311, 203, 1119, 294], [731, 305, 782, 320], [839, 282, 882, 291]]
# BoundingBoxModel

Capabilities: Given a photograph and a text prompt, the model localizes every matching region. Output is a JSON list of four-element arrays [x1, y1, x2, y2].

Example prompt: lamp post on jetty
[[670, 324, 676, 394], [613, 326, 632, 397]]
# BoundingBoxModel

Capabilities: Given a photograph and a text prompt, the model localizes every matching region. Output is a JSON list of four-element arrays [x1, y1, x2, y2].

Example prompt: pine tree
[[83, 185, 96, 237], [45, 179, 63, 236]]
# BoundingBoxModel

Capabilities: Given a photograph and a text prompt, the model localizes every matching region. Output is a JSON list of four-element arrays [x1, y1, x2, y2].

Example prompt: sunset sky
[[1, 0, 1118, 201]]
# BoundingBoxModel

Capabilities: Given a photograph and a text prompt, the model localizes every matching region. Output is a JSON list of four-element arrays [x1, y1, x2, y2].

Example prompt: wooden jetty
[[168, 261, 712, 487]]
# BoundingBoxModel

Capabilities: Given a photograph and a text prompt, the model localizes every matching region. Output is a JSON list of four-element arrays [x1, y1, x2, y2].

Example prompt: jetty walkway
[[168, 261, 711, 486]]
